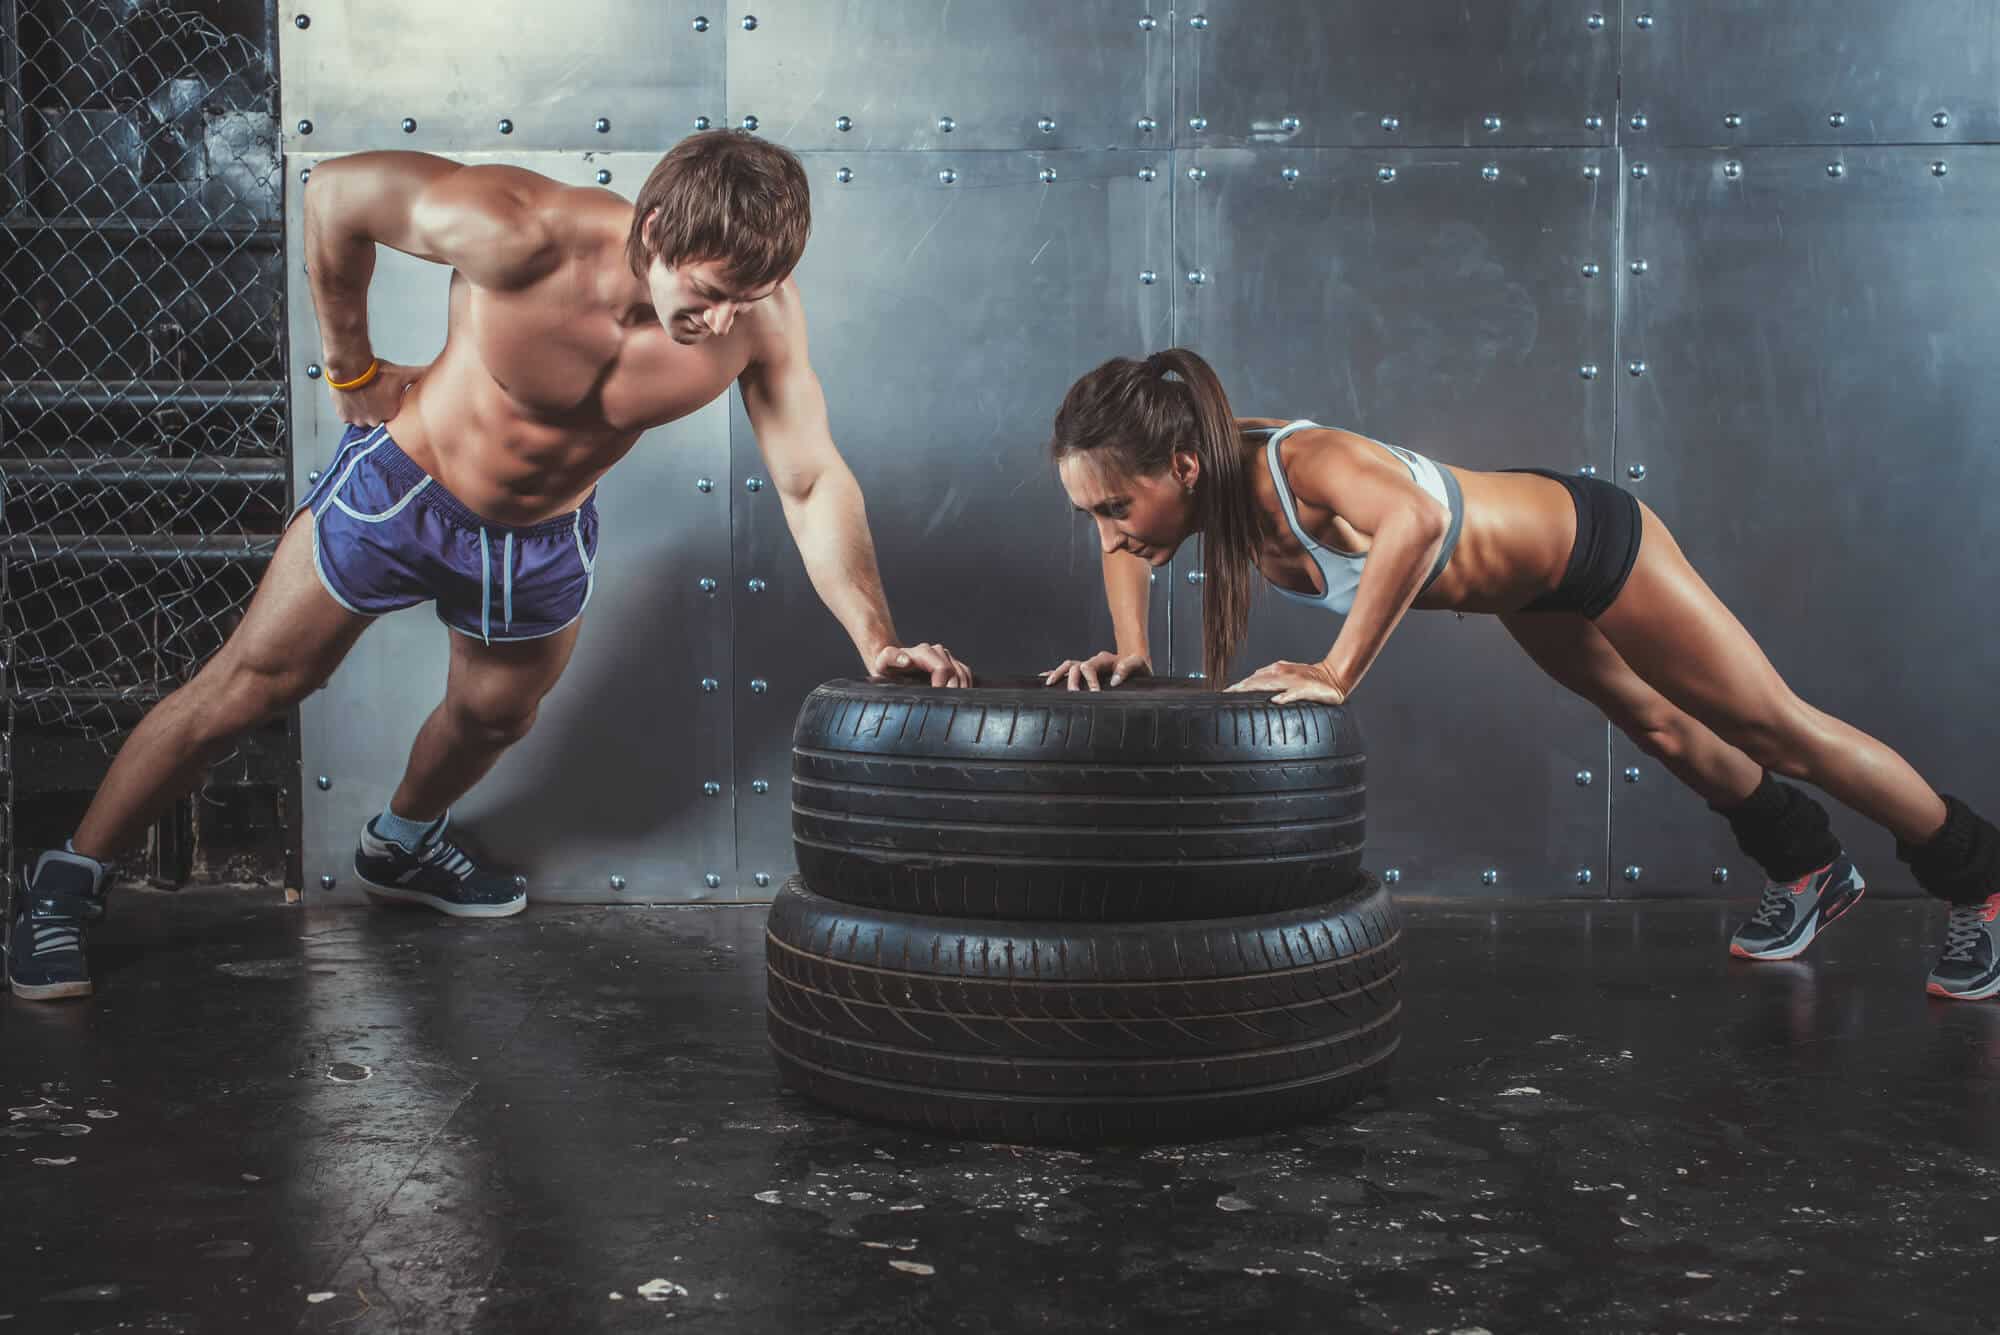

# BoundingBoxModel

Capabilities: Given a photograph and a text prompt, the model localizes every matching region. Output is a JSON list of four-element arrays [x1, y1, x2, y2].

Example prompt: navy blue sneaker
[[1729, 856, 1866, 961], [353, 815, 526, 918], [6, 850, 107, 1001], [1928, 895, 2000, 1001]]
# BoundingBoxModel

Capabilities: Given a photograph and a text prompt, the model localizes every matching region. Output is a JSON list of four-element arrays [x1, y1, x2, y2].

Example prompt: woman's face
[[1058, 449, 1200, 565]]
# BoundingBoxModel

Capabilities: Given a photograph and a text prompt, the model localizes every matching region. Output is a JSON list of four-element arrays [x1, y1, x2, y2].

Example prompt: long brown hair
[[1050, 348, 1256, 681]]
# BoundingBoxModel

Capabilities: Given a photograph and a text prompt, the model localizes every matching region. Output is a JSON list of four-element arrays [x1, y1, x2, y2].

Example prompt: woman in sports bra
[[1041, 347, 2000, 1000]]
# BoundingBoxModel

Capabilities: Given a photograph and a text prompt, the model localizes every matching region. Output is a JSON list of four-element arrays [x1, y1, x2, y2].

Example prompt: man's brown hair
[[625, 130, 811, 290]]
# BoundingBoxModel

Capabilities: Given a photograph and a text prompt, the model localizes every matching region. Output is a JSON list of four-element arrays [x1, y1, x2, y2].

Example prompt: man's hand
[[868, 642, 973, 688], [327, 359, 424, 428], [1225, 659, 1349, 705], [1041, 651, 1152, 692]]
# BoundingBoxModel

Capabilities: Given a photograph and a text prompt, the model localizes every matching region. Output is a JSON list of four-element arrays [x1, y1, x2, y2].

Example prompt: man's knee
[[446, 692, 539, 749]]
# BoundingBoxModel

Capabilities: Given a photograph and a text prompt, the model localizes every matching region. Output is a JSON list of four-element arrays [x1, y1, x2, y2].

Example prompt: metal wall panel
[[728, 152, 1173, 884], [727, 1, 1169, 152], [278, 0, 723, 153], [1614, 147, 2000, 896], [1179, 1, 1617, 148], [1622, 0, 2000, 147], [287, 152, 736, 905], [1173, 147, 1619, 897]]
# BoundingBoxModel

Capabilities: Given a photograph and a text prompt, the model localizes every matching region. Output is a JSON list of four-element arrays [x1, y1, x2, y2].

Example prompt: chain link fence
[[2, 0, 290, 885]]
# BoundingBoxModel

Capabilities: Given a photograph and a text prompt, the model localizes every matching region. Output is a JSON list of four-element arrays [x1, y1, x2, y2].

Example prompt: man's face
[[645, 254, 781, 346]]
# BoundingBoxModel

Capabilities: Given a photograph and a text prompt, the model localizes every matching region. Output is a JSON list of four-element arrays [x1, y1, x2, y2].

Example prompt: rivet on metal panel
[[299, 167, 312, 184], [741, 115, 760, 132], [1628, 360, 1647, 377], [1280, 167, 1299, 182], [1040, 168, 1058, 184], [1384, 868, 1402, 884], [1189, 116, 1209, 132], [700, 677, 718, 692], [1828, 112, 1846, 128], [750, 678, 769, 693], [1484, 115, 1503, 132], [1579, 365, 1598, 380], [1186, 166, 1207, 181], [1039, 117, 1057, 134], [1139, 15, 1158, 30], [1624, 865, 1642, 882], [1585, 115, 1603, 132], [692, 15, 709, 32], [1629, 259, 1648, 275], [1624, 766, 1642, 782], [1629, 113, 1648, 131], [497, 118, 513, 135], [1137, 116, 1157, 133], [320, 875, 335, 890], [694, 116, 711, 130], [1586, 12, 1604, 29], [744, 477, 764, 493], [297, 119, 313, 135], [705, 874, 722, 889], [1186, 671, 1206, 679], [1189, 13, 1209, 28], [1139, 166, 1158, 181], [1826, 162, 1844, 178], [596, 170, 611, 185], [741, 14, 758, 30], [1635, 13, 1654, 28], [1713, 867, 1731, 884], [306, 363, 322, 379], [1582, 165, 1602, 181], [1724, 160, 1742, 179], [1934, 111, 1951, 129], [1628, 463, 1647, 481], [836, 116, 852, 132], [1371, 166, 1396, 184], [1576, 868, 1594, 885], [754, 873, 772, 888], [939, 169, 957, 185], [747, 578, 767, 592], [1481, 164, 1500, 181], [1932, 161, 1949, 177], [1579, 464, 1598, 477], [1576, 770, 1593, 786], [1186, 570, 1204, 584], [316, 775, 331, 790], [698, 577, 717, 593], [1280, 116, 1300, 132], [295, 14, 310, 29], [1139, 270, 1157, 285], [1581, 262, 1600, 277], [1482, 869, 1499, 886], [401, 117, 416, 134], [752, 780, 770, 794], [1631, 162, 1649, 179], [836, 167, 853, 183], [308, 470, 321, 483], [703, 782, 721, 796], [938, 116, 956, 133], [514, 876, 528, 891], [595, 117, 610, 134], [1380, 115, 1401, 132], [1186, 270, 1207, 285], [611, 875, 627, 890], [696, 477, 713, 492]]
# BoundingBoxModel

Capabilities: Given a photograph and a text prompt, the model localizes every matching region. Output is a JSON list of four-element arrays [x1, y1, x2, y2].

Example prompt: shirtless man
[[7, 130, 972, 1000]]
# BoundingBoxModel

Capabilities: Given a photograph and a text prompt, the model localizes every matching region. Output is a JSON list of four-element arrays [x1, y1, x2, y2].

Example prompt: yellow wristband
[[325, 358, 380, 392]]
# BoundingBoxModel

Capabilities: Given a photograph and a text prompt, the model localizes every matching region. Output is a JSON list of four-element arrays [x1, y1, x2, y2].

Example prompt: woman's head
[[1050, 348, 1257, 681]]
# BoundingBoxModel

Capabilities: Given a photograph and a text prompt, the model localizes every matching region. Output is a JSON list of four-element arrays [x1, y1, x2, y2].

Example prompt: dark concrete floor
[[2, 885, 1996, 1334]]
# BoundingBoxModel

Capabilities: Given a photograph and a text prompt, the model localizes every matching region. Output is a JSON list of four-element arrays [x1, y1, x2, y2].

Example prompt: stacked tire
[[766, 677, 1402, 1144]]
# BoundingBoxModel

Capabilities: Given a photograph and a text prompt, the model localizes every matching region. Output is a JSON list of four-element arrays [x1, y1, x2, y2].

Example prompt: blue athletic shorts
[[293, 424, 600, 642]]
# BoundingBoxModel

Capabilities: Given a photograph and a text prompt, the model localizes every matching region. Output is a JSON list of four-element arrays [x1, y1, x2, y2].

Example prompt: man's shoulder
[[740, 276, 807, 366]]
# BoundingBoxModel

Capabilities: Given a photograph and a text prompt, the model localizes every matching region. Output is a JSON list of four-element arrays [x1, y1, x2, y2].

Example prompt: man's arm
[[302, 152, 561, 383], [737, 283, 969, 686]]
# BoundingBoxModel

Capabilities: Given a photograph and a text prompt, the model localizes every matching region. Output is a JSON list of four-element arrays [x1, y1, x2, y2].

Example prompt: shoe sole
[[1927, 972, 2000, 1001], [1729, 877, 1867, 962], [9, 975, 92, 1000], [357, 877, 526, 919]]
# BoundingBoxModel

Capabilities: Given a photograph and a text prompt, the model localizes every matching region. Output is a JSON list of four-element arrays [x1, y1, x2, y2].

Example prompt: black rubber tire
[[791, 677, 1366, 921], [765, 874, 1401, 1145]]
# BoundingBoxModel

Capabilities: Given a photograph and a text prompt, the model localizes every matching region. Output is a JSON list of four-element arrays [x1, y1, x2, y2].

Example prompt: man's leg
[[350, 621, 581, 918], [11, 516, 371, 999]]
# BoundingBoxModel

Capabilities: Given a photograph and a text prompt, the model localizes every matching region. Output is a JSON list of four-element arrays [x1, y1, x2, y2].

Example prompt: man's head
[[626, 130, 811, 344]]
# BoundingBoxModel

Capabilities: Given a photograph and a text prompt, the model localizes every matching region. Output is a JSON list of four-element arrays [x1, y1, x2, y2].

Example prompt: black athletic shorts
[[1502, 467, 1642, 620]]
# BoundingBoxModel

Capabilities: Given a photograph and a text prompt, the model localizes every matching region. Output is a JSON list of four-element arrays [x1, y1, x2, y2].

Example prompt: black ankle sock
[[1710, 772, 1843, 883], [1897, 794, 2000, 907]]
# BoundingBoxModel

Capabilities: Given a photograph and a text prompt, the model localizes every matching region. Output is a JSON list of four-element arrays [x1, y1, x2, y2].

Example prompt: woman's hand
[[1225, 660, 1349, 705], [1041, 651, 1151, 692]]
